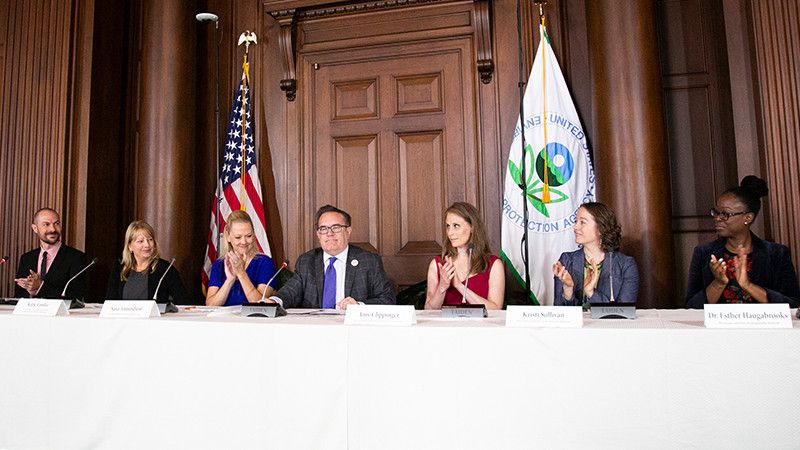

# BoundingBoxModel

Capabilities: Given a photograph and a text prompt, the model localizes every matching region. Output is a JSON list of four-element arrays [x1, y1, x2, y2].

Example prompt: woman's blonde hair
[[120, 221, 160, 281], [221, 210, 258, 259]]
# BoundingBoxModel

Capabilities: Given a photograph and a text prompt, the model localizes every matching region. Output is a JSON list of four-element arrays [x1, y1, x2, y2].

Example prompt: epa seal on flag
[[503, 112, 595, 234]]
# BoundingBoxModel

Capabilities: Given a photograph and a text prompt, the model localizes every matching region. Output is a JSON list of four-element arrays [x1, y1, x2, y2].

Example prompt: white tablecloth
[[1, 306, 798, 449]]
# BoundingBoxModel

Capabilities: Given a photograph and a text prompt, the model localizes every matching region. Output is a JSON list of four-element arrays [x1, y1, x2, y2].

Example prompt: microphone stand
[[59, 257, 98, 309], [609, 251, 615, 303], [461, 244, 474, 304], [260, 260, 289, 302]]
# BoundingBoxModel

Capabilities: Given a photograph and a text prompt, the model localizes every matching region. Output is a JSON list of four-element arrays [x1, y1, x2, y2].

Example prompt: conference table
[[1, 305, 798, 449]]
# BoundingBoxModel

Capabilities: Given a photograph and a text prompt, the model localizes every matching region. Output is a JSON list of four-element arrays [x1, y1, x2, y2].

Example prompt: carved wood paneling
[[333, 135, 379, 252], [750, 0, 800, 277], [306, 31, 476, 286], [332, 79, 378, 120], [276, 11, 298, 101], [395, 73, 442, 115], [0, 0, 75, 297], [473, 0, 493, 83], [398, 131, 445, 255], [656, 0, 737, 304]]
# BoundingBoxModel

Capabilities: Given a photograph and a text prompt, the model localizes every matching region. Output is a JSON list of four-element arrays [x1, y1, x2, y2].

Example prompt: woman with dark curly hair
[[685, 176, 800, 308], [552, 202, 639, 306]]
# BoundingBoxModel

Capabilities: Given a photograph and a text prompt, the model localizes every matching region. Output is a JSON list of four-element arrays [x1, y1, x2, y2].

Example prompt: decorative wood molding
[[473, 0, 493, 84], [267, 0, 444, 20], [265, 0, 493, 98], [276, 10, 298, 101]]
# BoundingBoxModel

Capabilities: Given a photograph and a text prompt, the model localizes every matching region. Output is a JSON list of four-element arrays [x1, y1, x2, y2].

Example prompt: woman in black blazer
[[685, 176, 800, 308], [106, 221, 188, 302]]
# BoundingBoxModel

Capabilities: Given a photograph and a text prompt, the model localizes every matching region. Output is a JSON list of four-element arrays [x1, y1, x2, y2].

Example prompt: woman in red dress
[[424, 202, 505, 310]]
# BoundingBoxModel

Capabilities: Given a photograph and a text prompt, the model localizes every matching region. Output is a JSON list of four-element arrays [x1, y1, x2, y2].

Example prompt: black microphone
[[260, 260, 289, 302], [61, 257, 98, 297], [0, 255, 9, 265], [461, 244, 474, 304], [152, 257, 176, 300]]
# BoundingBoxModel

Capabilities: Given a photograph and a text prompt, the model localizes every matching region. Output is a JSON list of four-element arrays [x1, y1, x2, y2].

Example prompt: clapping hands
[[437, 256, 456, 292], [552, 261, 574, 288], [224, 251, 246, 279], [583, 257, 601, 298], [709, 254, 728, 286]]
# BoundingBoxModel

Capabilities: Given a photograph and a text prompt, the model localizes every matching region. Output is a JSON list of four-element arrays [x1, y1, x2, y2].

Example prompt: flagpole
[[237, 31, 258, 211], [539, 9, 550, 204], [214, 21, 222, 252], [516, 0, 546, 303], [514, 0, 530, 302], [238, 54, 249, 207]]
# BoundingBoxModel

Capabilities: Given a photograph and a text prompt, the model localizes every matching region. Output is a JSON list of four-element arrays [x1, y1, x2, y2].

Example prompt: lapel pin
[[351, 259, 358, 267]]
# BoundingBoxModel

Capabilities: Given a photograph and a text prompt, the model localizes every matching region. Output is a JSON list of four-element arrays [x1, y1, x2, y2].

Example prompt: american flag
[[202, 61, 273, 286]]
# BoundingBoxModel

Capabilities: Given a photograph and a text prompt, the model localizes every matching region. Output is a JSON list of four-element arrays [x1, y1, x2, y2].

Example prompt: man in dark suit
[[14, 208, 87, 299], [271, 205, 395, 309]]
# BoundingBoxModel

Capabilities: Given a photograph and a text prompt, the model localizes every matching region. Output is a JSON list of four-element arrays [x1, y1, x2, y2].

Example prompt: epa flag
[[202, 59, 273, 286], [501, 23, 595, 305]]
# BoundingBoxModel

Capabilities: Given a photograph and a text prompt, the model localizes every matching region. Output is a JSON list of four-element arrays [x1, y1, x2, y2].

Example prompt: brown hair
[[579, 202, 622, 253], [442, 202, 491, 274], [120, 221, 160, 281]]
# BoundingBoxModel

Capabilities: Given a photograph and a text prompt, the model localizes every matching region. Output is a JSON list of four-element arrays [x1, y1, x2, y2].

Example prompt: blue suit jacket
[[684, 233, 800, 308], [275, 245, 395, 308], [553, 249, 639, 306]]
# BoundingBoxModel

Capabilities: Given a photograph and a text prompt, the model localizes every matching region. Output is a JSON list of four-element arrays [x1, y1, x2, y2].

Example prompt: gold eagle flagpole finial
[[238, 30, 258, 53], [236, 31, 258, 207]]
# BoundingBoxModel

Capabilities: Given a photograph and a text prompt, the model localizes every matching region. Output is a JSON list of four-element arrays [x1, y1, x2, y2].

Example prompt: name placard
[[505, 306, 583, 328], [590, 303, 636, 320], [704, 303, 792, 329], [441, 304, 487, 319], [13, 298, 69, 317], [100, 300, 160, 319], [344, 305, 416, 326], [241, 302, 287, 318]]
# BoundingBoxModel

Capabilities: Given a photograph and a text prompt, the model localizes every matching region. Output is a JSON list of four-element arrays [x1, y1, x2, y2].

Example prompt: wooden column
[[587, 2, 674, 308], [750, 0, 800, 277], [136, 0, 196, 289]]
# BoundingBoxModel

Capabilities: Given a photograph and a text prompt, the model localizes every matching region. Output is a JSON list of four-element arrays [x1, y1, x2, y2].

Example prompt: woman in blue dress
[[205, 210, 276, 306]]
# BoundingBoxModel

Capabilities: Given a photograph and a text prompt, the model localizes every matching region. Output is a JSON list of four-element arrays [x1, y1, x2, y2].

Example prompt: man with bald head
[[14, 208, 87, 299]]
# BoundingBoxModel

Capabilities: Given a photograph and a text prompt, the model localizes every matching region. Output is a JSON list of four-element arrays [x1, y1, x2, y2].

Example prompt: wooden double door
[[302, 37, 480, 286]]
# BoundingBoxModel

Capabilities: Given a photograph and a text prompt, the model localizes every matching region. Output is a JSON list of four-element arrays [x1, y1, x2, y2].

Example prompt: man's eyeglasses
[[316, 224, 348, 235], [709, 208, 748, 221]]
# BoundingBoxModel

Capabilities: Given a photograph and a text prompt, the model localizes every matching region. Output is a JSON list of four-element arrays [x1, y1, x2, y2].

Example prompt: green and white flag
[[501, 23, 595, 305]]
